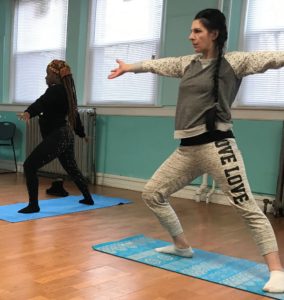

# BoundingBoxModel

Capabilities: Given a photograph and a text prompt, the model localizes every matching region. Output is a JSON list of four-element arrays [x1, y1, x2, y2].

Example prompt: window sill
[[94, 106, 284, 120], [0, 104, 283, 120]]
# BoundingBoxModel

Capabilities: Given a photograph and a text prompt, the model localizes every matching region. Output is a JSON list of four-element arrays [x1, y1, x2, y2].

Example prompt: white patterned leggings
[[142, 138, 278, 256]]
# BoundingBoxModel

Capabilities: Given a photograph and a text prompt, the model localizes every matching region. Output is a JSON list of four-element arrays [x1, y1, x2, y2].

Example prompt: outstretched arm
[[108, 56, 195, 79], [225, 51, 284, 78]]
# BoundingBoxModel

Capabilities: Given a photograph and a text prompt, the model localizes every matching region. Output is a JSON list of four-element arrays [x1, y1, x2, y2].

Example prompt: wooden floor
[[0, 173, 283, 300]]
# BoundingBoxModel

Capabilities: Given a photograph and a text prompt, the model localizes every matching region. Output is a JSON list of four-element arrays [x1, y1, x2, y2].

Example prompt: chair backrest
[[0, 122, 16, 140]]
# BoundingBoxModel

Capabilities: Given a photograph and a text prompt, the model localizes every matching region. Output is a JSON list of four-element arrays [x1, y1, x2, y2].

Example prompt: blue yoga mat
[[0, 194, 131, 222], [93, 234, 284, 300]]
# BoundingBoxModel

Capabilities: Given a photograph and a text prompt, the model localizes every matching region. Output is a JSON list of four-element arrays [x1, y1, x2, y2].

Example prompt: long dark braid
[[194, 9, 228, 131]]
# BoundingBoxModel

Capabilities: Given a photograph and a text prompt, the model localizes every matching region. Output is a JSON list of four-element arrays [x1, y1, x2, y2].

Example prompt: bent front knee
[[142, 190, 165, 208]]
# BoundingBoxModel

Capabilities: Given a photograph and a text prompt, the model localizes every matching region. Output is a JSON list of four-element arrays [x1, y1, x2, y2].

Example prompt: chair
[[0, 122, 17, 173]]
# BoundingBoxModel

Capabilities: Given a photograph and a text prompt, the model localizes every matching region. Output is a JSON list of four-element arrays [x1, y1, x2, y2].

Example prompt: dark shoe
[[79, 198, 94, 205], [18, 204, 40, 214], [46, 180, 69, 197]]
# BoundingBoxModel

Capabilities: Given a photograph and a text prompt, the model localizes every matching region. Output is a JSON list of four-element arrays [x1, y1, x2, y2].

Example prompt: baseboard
[[96, 172, 275, 212], [1, 159, 274, 213]]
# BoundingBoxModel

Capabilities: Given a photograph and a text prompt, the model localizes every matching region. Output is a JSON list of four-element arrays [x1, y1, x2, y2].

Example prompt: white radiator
[[26, 108, 96, 184]]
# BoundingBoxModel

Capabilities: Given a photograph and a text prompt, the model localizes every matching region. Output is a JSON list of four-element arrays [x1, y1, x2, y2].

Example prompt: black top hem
[[180, 130, 235, 146]]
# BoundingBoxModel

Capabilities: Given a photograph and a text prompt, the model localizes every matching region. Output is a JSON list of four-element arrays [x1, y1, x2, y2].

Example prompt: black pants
[[24, 126, 92, 203]]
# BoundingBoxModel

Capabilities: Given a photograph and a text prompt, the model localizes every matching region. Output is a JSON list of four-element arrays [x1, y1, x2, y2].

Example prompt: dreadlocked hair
[[194, 9, 228, 131], [61, 75, 78, 130], [47, 59, 78, 130]]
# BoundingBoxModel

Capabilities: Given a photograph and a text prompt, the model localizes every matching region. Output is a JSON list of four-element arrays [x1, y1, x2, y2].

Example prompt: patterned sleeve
[[225, 51, 284, 78], [131, 55, 197, 78]]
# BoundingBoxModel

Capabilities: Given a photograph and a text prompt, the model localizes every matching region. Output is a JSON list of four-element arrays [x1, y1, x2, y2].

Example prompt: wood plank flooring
[[0, 173, 283, 300]]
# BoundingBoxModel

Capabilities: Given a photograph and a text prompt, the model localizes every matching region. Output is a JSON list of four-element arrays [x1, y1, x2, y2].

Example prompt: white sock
[[155, 245, 193, 258], [263, 270, 284, 293]]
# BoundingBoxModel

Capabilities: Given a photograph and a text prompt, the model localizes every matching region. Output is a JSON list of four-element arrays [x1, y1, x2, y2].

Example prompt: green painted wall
[[0, 0, 13, 103], [95, 116, 282, 195], [1, 112, 282, 195], [95, 115, 178, 178], [65, 0, 90, 103], [0, 0, 283, 197], [233, 120, 282, 194]]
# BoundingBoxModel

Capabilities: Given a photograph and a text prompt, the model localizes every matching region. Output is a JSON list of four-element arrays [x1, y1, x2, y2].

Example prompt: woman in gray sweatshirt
[[108, 8, 284, 293]]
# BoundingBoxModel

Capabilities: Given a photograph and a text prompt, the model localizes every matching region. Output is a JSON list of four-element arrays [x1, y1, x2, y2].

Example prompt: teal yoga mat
[[0, 194, 131, 222], [93, 234, 284, 300]]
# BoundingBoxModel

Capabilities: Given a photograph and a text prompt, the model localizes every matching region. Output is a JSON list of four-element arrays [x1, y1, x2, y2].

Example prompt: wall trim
[[0, 104, 284, 120]]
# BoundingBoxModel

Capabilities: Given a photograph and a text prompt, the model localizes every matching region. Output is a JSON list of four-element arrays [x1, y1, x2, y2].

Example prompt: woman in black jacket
[[19, 60, 94, 213]]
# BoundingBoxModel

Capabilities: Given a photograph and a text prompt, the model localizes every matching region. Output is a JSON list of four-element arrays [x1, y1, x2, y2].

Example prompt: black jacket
[[25, 84, 85, 139]]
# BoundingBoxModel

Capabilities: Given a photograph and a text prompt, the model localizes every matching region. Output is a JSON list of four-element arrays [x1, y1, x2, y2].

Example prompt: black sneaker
[[46, 180, 69, 197]]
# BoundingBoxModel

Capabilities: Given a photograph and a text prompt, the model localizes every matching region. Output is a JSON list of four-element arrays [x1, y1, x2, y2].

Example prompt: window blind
[[236, 0, 284, 108], [11, 0, 68, 103], [85, 0, 164, 105]]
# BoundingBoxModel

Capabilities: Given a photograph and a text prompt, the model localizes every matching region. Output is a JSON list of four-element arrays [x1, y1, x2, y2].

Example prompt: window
[[11, 0, 68, 103], [85, 0, 164, 105], [236, 0, 284, 108]]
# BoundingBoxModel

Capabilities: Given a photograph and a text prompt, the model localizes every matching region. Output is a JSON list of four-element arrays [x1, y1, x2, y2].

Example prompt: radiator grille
[[26, 108, 96, 184]]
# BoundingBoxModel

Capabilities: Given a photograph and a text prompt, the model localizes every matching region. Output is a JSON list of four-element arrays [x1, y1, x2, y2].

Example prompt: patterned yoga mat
[[93, 234, 284, 300]]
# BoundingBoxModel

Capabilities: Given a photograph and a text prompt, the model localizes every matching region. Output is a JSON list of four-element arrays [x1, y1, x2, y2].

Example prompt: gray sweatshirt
[[132, 51, 284, 139]]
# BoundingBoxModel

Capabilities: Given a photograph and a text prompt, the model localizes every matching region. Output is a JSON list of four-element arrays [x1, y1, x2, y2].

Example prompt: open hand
[[17, 112, 30, 124], [108, 59, 131, 79]]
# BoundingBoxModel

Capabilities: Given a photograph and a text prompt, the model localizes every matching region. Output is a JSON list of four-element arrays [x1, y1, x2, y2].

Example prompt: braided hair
[[194, 9, 228, 131], [47, 60, 78, 130]]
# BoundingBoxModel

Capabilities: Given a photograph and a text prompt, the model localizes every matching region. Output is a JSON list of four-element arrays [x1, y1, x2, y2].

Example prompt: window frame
[[10, 0, 68, 104], [84, 0, 165, 107], [234, 0, 284, 110]]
